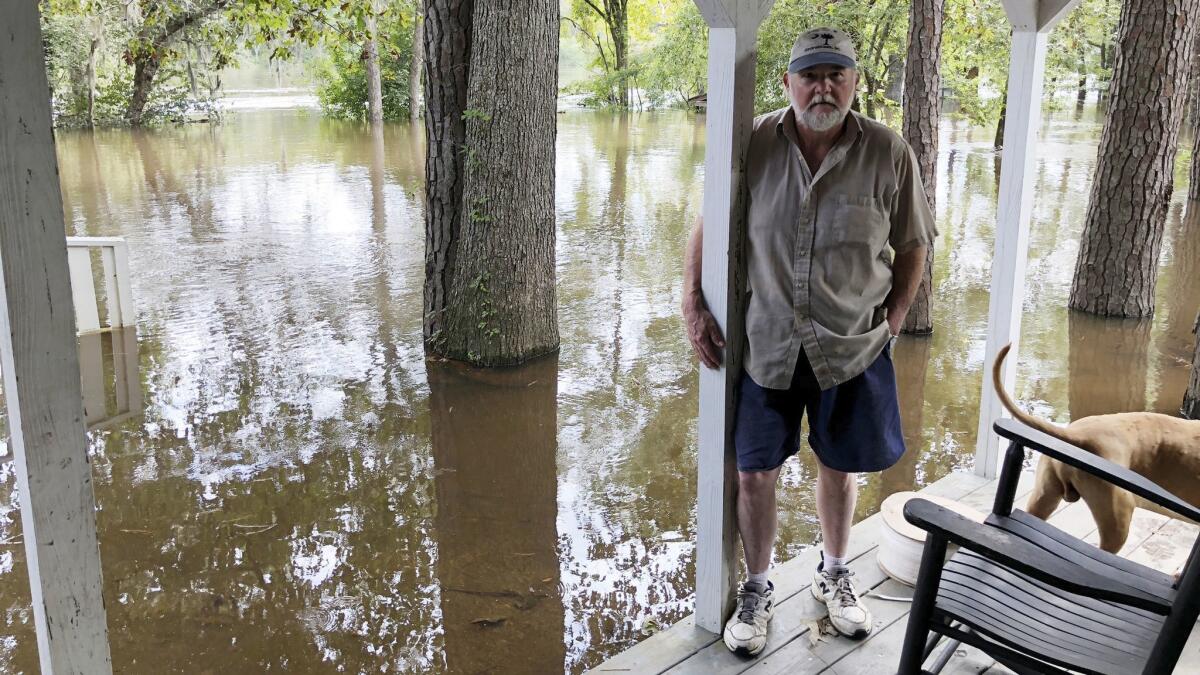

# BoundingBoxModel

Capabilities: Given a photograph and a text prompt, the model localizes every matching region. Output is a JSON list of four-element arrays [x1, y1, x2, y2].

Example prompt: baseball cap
[[788, 27, 858, 73]]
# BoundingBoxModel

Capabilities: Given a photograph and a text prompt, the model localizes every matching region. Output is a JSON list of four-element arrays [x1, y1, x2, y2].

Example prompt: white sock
[[823, 551, 849, 574], [748, 570, 769, 587]]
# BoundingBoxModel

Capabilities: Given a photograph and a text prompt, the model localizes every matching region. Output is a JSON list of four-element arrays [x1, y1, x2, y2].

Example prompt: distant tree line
[[39, 0, 1118, 132], [38, 0, 424, 127], [565, 0, 1120, 139]]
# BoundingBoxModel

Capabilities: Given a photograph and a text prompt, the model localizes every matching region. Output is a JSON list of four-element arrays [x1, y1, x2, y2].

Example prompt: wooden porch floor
[[585, 470, 1200, 674]]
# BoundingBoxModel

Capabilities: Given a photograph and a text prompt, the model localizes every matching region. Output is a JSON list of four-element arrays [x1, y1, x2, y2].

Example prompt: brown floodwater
[[0, 103, 1195, 673]]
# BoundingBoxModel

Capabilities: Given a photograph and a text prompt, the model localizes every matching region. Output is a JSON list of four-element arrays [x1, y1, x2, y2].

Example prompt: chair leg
[[922, 631, 941, 661], [926, 638, 961, 674], [897, 534, 949, 675]]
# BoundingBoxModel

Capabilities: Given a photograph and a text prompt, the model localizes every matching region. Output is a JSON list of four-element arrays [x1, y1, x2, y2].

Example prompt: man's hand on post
[[684, 291, 725, 369]]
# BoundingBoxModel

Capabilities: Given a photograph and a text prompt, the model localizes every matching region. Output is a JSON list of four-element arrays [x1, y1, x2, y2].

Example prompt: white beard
[[798, 95, 849, 132]]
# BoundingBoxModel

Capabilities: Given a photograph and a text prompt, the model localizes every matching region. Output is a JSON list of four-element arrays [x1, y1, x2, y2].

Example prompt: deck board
[[583, 470, 1200, 675], [585, 472, 989, 675]]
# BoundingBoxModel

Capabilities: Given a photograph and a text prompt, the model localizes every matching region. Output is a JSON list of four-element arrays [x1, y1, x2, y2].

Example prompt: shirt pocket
[[815, 195, 888, 296], [828, 195, 887, 247]]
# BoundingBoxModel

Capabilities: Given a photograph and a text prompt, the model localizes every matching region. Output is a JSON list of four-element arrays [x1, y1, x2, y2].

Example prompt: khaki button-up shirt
[[743, 107, 936, 390]]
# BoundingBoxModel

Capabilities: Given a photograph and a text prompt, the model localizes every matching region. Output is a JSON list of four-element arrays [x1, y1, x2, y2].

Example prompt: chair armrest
[[994, 418, 1200, 524], [904, 498, 1172, 614]]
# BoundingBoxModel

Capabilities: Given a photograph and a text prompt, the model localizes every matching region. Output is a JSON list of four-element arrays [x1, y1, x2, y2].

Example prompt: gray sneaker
[[722, 580, 774, 656], [811, 565, 872, 639]]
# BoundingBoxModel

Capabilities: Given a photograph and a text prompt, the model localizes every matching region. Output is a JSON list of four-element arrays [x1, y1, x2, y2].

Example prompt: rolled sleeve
[[888, 144, 937, 254]]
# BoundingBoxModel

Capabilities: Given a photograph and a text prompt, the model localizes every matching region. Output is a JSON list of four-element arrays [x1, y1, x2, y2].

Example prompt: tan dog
[[992, 344, 1200, 553]]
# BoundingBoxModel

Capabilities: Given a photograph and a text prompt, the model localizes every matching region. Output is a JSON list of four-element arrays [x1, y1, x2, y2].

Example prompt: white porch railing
[[65, 236, 135, 334]]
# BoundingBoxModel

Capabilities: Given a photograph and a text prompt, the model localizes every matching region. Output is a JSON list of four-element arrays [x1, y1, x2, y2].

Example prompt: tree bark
[[900, 0, 944, 335], [85, 14, 103, 128], [409, 7, 424, 123], [1186, 312, 1200, 418], [423, 0, 473, 347], [423, 0, 560, 365], [1189, 31, 1200, 201], [607, 0, 628, 107], [861, 6, 900, 120], [128, 52, 162, 126], [186, 41, 199, 99], [994, 76, 1008, 150], [1191, 103, 1200, 202], [365, 4, 384, 124], [579, 0, 628, 106], [86, 42, 99, 127], [1069, 0, 1200, 317]]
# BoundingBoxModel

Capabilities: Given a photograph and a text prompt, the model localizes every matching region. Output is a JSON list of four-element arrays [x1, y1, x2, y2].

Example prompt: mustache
[[809, 95, 838, 109]]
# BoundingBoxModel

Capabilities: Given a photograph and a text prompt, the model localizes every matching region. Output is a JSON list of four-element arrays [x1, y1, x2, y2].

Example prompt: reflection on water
[[1068, 314, 1152, 418], [81, 328, 143, 431], [429, 357, 564, 674], [0, 104, 1194, 673]]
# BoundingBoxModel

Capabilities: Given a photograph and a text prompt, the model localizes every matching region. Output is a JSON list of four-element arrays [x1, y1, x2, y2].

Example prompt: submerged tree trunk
[[441, 0, 559, 363], [409, 7, 424, 123], [1186, 312, 1200, 418], [423, 0, 473, 346], [84, 14, 103, 127], [423, 0, 560, 365], [365, 4, 384, 124], [900, 0, 944, 335], [1189, 32, 1200, 201], [994, 77, 1007, 150], [128, 52, 162, 126], [86, 43, 99, 127], [610, 0, 629, 107], [578, 0, 629, 107], [186, 40, 199, 99], [1191, 104, 1200, 202], [125, 0, 228, 126], [1069, 0, 1200, 317], [860, 7, 900, 121]]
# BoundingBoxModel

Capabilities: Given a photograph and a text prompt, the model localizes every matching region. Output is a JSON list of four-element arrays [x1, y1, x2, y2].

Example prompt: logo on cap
[[812, 32, 835, 47]]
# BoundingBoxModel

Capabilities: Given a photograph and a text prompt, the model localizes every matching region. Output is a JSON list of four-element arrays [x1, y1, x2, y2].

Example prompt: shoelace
[[833, 573, 860, 608], [736, 586, 765, 623]]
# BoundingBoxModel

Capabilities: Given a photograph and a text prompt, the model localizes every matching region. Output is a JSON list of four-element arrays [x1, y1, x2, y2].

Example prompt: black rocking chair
[[896, 418, 1200, 675]]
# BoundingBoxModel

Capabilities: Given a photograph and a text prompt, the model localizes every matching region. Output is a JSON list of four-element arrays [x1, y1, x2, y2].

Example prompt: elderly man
[[682, 27, 935, 656]]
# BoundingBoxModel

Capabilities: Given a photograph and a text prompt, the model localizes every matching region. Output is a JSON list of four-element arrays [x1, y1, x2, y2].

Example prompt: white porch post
[[975, 0, 1079, 478], [0, 3, 113, 673], [692, 0, 773, 633]]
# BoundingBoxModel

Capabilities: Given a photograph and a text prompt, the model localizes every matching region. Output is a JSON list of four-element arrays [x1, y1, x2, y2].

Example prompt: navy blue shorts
[[733, 345, 906, 473]]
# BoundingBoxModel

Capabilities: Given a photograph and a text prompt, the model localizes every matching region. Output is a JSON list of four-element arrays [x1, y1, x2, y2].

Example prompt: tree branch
[[581, 0, 607, 21], [563, 15, 610, 72]]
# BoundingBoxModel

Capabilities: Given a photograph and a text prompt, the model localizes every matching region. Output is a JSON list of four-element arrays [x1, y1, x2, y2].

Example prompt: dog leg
[[1076, 480, 1135, 554], [1026, 457, 1065, 520]]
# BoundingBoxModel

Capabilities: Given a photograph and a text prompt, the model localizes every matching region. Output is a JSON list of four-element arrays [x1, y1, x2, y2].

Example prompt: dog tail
[[992, 343, 1074, 443]]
